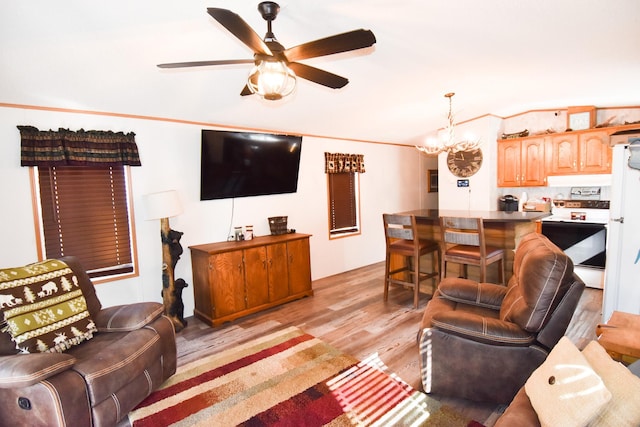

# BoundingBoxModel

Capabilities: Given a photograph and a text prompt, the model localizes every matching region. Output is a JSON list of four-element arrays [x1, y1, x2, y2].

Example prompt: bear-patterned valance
[[18, 125, 141, 167], [324, 152, 365, 174]]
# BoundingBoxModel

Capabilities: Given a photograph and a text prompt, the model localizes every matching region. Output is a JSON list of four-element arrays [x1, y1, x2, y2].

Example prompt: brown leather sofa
[[417, 232, 585, 404], [0, 257, 177, 427]]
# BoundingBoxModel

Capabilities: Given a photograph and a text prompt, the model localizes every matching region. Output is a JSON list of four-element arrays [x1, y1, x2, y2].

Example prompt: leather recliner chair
[[0, 256, 177, 427], [418, 232, 585, 404]]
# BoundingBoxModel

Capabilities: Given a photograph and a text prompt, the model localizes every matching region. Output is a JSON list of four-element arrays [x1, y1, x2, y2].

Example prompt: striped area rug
[[128, 326, 482, 426]]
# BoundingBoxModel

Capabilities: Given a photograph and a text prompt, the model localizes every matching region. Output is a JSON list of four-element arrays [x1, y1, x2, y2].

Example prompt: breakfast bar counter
[[398, 209, 550, 223], [395, 209, 550, 283]]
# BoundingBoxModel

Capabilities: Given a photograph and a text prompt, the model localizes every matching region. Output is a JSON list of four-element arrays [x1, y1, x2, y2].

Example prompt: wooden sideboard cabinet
[[189, 233, 313, 326]]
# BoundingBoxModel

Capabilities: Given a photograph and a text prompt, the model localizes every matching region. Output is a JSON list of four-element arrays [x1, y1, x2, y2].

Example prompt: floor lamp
[[143, 190, 188, 332]]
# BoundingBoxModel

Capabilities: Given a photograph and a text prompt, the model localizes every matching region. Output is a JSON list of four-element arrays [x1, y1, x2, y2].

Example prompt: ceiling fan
[[157, 2, 377, 100]]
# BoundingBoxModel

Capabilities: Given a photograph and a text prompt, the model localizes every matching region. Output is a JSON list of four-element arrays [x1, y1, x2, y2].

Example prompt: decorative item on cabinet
[[269, 216, 289, 235], [501, 129, 529, 139], [189, 234, 313, 326], [567, 106, 596, 131]]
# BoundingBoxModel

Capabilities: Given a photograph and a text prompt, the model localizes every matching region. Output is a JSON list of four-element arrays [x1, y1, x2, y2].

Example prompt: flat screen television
[[200, 130, 303, 200]]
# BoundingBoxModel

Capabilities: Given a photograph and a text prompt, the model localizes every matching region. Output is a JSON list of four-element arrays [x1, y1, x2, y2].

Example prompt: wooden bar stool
[[439, 216, 505, 284], [383, 213, 440, 308]]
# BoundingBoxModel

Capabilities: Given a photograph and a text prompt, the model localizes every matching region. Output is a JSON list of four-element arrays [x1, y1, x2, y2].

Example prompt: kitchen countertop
[[397, 209, 550, 223]]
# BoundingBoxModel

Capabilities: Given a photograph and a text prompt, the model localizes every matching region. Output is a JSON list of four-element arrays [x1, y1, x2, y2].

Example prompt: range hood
[[610, 128, 640, 145], [547, 174, 612, 187]]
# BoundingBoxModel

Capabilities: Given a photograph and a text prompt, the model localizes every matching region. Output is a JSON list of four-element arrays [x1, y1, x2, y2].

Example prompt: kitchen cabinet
[[548, 130, 611, 175], [497, 137, 546, 187], [497, 127, 617, 187], [580, 130, 612, 173], [190, 233, 313, 326]]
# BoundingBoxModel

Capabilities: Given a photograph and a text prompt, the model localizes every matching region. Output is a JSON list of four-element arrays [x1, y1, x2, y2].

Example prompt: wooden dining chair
[[439, 216, 505, 285], [383, 213, 440, 308]]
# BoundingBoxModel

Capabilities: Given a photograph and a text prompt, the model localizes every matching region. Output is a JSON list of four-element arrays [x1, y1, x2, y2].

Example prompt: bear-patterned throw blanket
[[0, 259, 97, 353]]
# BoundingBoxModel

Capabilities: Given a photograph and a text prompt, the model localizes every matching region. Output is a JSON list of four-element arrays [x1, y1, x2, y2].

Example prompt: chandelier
[[416, 92, 481, 155]]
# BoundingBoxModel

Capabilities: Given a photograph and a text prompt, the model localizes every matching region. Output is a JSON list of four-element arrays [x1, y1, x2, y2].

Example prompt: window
[[324, 152, 365, 239], [35, 165, 137, 279], [19, 125, 141, 281], [327, 172, 361, 238]]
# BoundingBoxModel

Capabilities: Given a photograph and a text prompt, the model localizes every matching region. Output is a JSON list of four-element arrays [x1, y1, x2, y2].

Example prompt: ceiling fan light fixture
[[247, 59, 296, 101]]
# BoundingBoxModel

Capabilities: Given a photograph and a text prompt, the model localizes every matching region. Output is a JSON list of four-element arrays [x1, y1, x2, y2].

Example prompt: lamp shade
[[247, 59, 296, 101], [143, 190, 183, 220]]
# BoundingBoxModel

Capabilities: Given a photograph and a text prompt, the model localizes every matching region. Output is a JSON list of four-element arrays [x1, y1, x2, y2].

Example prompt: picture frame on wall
[[428, 169, 438, 193], [567, 106, 596, 131]]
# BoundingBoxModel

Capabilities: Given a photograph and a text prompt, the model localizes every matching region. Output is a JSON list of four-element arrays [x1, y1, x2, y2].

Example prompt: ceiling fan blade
[[157, 59, 254, 69], [207, 8, 272, 56], [284, 29, 376, 62], [288, 62, 348, 89]]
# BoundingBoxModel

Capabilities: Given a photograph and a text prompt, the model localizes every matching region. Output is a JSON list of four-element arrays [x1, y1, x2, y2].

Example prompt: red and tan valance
[[18, 125, 141, 167], [324, 152, 365, 174]]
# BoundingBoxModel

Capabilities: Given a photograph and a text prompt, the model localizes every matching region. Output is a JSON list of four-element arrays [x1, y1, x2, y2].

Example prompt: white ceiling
[[1, 0, 639, 145]]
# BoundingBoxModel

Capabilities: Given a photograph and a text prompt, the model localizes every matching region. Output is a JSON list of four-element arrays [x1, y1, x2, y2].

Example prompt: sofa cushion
[[500, 233, 574, 332], [582, 340, 640, 426], [0, 259, 97, 353], [524, 337, 611, 427], [68, 327, 163, 405]]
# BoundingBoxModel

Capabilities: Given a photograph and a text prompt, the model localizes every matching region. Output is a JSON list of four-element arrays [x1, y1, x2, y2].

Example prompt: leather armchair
[[0, 256, 177, 427], [417, 232, 585, 404]]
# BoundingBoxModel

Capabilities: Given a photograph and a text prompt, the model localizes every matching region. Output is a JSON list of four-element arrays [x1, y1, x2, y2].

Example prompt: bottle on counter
[[234, 226, 244, 241], [519, 192, 528, 211], [245, 225, 253, 241]]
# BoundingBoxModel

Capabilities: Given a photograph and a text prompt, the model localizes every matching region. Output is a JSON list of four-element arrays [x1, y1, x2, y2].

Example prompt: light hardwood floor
[[176, 261, 603, 425]]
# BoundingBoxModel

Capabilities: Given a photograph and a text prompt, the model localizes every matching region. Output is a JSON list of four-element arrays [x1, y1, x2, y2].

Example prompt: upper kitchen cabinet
[[548, 130, 611, 175], [580, 130, 612, 173], [497, 137, 546, 187]]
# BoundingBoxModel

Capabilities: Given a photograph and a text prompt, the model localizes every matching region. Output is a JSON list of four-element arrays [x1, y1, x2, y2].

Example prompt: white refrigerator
[[603, 132, 640, 322]]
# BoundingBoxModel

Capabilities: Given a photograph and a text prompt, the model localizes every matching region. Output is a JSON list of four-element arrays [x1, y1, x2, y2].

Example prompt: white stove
[[541, 199, 610, 225], [540, 199, 609, 289]]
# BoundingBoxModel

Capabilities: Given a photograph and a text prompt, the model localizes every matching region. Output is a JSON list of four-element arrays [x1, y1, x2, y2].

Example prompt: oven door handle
[[542, 221, 607, 229]]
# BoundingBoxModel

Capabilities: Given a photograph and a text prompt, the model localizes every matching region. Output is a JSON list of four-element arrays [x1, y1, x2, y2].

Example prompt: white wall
[[437, 115, 502, 211], [0, 105, 426, 316]]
